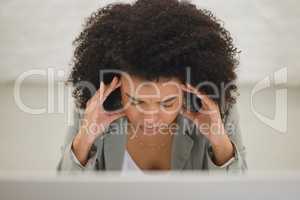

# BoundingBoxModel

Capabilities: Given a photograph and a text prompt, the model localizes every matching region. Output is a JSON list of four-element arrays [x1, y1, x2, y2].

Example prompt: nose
[[143, 114, 159, 127]]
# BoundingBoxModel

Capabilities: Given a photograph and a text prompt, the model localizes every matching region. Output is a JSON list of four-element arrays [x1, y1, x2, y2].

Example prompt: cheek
[[159, 100, 183, 124], [124, 105, 142, 124], [159, 108, 181, 124], [159, 111, 179, 124]]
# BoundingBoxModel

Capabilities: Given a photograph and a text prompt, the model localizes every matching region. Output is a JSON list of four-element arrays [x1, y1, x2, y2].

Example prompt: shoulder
[[223, 103, 240, 125]]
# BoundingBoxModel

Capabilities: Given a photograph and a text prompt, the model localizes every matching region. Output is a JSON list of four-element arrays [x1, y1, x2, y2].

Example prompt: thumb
[[107, 111, 126, 123], [180, 107, 196, 122]]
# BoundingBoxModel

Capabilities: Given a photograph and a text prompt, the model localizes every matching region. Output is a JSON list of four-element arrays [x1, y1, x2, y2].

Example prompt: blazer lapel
[[171, 114, 194, 170], [103, 117, 128, 170], [102, 114, 195, 171]]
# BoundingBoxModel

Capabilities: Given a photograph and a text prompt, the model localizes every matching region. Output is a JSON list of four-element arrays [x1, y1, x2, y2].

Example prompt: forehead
[[120, 75, 182, 97]]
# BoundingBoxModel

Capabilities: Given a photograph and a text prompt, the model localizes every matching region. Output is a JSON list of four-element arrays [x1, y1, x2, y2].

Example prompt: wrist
[[78, 127, 98, 145], [209, 133, 231, 148], [72, 131, 95, 166], [209, 135, 234, 166]]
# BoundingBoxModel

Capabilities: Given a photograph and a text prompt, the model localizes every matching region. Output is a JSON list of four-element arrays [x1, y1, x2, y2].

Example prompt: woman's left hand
[[180, 83, 234, 165]]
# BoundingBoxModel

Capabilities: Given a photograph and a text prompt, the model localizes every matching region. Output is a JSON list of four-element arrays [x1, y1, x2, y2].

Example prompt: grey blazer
[[57, 104, 247, 173]]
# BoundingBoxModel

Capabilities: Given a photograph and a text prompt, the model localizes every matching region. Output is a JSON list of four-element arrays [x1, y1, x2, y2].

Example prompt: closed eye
[[126, 93, 177, 107], [161, 102, 174, 107], [130, 100, 143, 105], [161, 96, 177, 107]]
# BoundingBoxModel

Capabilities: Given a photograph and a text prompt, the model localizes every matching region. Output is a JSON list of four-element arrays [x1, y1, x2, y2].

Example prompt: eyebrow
[[125, 93, 177, 103]]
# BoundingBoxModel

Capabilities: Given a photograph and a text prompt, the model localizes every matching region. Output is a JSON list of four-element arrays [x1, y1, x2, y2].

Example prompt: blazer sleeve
[[205, 104, 248, 174], [56, 107, 101, 172]]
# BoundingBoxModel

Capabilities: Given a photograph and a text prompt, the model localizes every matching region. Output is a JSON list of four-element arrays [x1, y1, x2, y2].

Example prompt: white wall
[[0, 0, 299, 172], [0, 0, 299, 85], [0, 82, 299, 171]]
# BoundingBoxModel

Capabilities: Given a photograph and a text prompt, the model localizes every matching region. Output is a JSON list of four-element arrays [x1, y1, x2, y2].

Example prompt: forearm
[[210, 134, 234, 166], [72, 128, 96, 166]]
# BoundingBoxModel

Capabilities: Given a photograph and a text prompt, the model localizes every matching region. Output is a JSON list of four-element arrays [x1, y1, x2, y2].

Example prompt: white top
[[121, 149, 144, 174]]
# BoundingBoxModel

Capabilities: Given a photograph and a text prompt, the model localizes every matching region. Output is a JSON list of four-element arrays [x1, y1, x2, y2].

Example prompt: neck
[[126, 121, 177, 149]]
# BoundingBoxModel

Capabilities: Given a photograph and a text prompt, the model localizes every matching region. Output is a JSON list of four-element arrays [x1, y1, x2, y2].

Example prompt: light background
[[0, 0, 299, 171]]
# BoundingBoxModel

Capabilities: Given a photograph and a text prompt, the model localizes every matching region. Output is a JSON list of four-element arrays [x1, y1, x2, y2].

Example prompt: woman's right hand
[[72, 76, 125, 166]]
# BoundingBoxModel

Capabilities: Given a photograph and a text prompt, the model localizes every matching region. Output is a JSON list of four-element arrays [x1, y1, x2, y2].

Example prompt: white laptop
[[0, 171, 299, 200]]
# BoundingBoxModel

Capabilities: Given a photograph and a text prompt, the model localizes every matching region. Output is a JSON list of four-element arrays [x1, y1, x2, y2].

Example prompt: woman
[[57, 0, 247, 173]]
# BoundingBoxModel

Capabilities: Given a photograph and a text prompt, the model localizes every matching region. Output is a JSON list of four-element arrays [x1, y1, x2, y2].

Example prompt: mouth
[[141, 125, 160, 131]]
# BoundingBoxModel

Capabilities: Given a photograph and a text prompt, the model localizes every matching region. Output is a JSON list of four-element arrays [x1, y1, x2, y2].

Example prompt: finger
[[107, 111, 126, 123], [88, 81, 105, 103], [102, 77, 122, 102], [185, 84, 210, 102], [182, 84, 204, 99], [89, 81, 105, 107], [85, 82, 103, 108], [99, 81, 106, 99], [181, 84, 213, 108], [104, 105, 125, 113], [181, 84, 195, 94], [181, 85, 207, 109], [84, 99, 94, 115], [87, 81, 104, 104], [180, 106, 196, 122], [105, 76, 119, 94], [86, 99, 93, 108]]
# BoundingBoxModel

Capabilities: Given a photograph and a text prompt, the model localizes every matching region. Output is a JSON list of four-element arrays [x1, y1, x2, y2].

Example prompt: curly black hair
[[67, 0, 240, 120]]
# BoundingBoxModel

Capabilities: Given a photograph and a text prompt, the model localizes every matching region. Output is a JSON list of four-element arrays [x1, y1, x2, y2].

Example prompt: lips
[[141, 125, 159, 131], [145, 125, 158, 128], [143, 126, 158, 129]]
